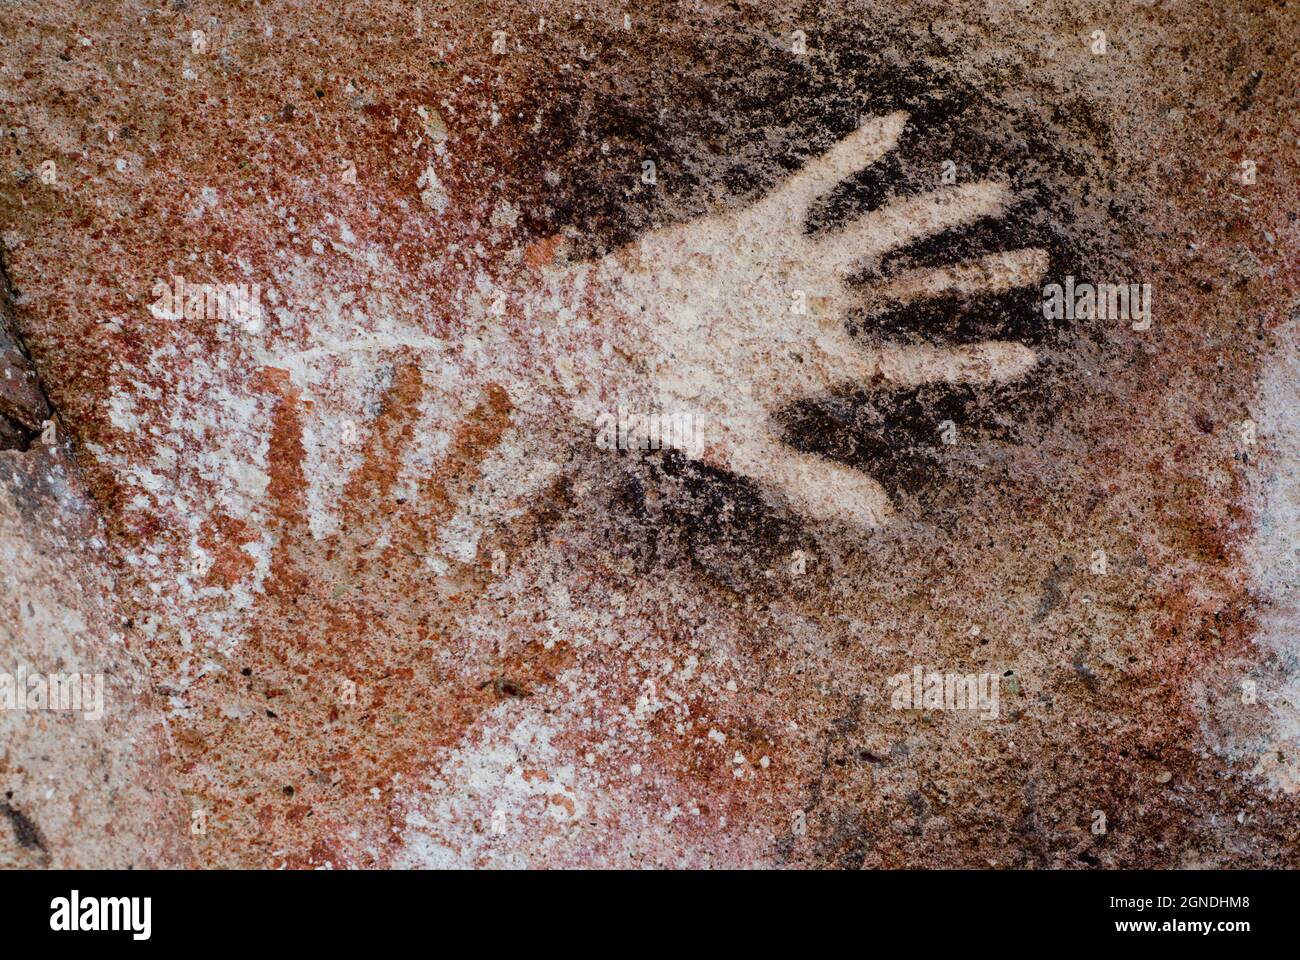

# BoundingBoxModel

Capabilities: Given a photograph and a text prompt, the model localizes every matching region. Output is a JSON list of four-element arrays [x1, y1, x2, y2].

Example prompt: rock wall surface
[[0, 0, 1295, 867]]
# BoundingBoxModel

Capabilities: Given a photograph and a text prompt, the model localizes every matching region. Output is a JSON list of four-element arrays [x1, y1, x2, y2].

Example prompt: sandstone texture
[[0, 0, 1295, 867]]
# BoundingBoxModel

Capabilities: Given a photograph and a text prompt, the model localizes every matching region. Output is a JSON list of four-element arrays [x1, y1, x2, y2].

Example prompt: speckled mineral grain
[[0, 0, 1295, 868]]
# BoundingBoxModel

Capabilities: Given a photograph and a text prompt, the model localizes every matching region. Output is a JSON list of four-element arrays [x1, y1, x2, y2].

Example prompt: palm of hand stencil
[[593, 110, 1049, 527]]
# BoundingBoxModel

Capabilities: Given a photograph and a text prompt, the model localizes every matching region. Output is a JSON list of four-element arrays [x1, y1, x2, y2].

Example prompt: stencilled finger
[[731, 438, 893, 529], [861, 248, 1050, 306], [814, 180, 1012, 275], [253, 366, 311, 597], [408, 383, 515, 553], [855, 247, 1053, 346], [341, 361, 426, 535], [755, 111, 909, 226], [255, 367, 311, 542]]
